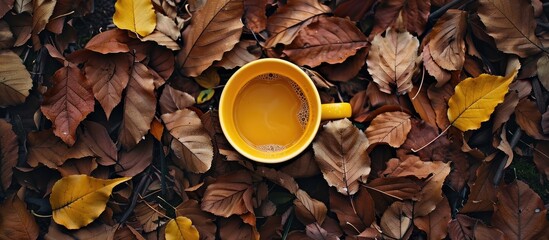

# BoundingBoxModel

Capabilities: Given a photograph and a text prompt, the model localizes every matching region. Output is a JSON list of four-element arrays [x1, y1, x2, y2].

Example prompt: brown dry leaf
[[515, 98, 549, 140], [365, 176, 421, 200], [294, 189, 328, 225], [491, 181, 547, 239], [282, 16, 368, 68], [380, 201, 413, 240], [427, 83, 453, 130], [215, 40, 261, 69], [159, 85, 195, 114], [414, 161, 451, 217], [177, 0, 243, 77], [14, 0, 32, 13], [0, 50, 33, 107], [414, 198, 451, 240], [426, 9, 467, 71], [32, 0, 57, 34], [244, 0, 267, 33], [448, 214, 505, 240], [0, 193, 39, 240], [265, 0, 331, 48], [41, 64, 94, 146], [0, 119, 17, 191], [367, 27, 419, 95], [305, 223, 339, 240], [401, 119, 450, 161], [312, 118, 371, 195], [329, 187, 375, 235], [423, 45, 451, 86], [118, 62, 156, 150], [0, 0, 14, 17], [84, 53, 131, 118], [318, 47, 368, 82], [3, 13, 32, 47], [461, 161, 500, 213], [409, 84, 438, 129], [219, 216, 260, 240], [333, 0, 376, 21], [162, 109, 213, 173], [115, 136, 153, 177], [84, 29, 131, 54], [134, 201, 167, 232], [372, 0, 430, 36], [0, 20, 14, 49], [543, 110, 549, 135], [155, 12, 180, 40], [365, 111, 412, 148], [256, 166, 299, 194], [383, 155, 439, 179], [27, 129, 95, 168], [538, 54, 549, 91], [533, 141, 549, 180], [78, 121, 117, 166], [201, 170, 253, 217], [141, 31, 180, 51], [148, 45, 175, 80], [280, 150, 320, 179], [478, 0, 542, 57], [176, 200, 217, 240]]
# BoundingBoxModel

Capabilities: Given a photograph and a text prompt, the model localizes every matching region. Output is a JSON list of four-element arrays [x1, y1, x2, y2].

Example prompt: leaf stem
[[411, 124, 451, 152], [411, 65, 425, 100]]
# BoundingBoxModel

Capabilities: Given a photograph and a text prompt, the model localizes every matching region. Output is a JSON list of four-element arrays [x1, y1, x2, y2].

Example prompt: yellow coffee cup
[[219, 58, 351, 163]]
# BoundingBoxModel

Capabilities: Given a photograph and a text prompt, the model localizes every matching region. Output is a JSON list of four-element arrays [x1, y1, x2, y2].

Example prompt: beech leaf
[[380, 201, 412, 239], [0, 50, 32, 106], [0, 119, 17, 190], [215, 40, 261, 69], [367, 28, 419, 95], [177, 0, 243, 77], [50, 175, 131, 229], [134, 201, 166, 232], [447, 70, 517, 131], [165, 216, 200, 240], [0, 194, 40, 240], [32, 0, 57, 34], [477, 0, 542, 57], [176, 200, 217, 240], [113, 0, 156, 37], [159, 84, 195, 114], [425, 9, 467, 71], [372, 0, 430, 36], [162, 109, 213, 173], [200, 171, 253, 217], [283, 16, 369, 68], [515, 99, 549, 140], [312, 118, 371, 195], [365, 111, 412, 148], [294, 189, 328, 225], [41, 64, 94, 146], [414, 198, 451, 240]]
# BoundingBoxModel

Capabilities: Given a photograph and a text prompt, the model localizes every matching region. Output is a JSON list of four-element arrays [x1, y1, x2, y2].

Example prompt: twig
[[119, 171, 152, 224], [493, 128, 522, 185], [428, 0, 471, 23]]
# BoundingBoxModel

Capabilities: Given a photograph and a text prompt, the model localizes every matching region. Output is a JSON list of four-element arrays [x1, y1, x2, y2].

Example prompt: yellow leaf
[[197, 89, 215, 104], [194, 68, 220, 89], [447, 70, 517, 131], [50, 175, 131, 229], [113, 0, 156, 37], [165, 216, 200, 240]]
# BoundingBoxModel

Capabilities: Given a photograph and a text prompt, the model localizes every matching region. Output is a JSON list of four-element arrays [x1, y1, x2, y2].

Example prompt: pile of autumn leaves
[[1, 0, 549, 239]]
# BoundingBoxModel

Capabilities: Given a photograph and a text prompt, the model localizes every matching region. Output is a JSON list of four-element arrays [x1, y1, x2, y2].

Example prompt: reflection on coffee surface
[[234, 73, 309, 152]]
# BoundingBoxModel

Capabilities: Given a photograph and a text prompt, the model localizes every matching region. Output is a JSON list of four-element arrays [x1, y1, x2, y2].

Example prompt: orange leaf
[[0, 194, 39, 240], [41, 64, 94, 146], [201, 171, 253, 217], [177, 0, 243, 76], [365, 111, 412, 148]]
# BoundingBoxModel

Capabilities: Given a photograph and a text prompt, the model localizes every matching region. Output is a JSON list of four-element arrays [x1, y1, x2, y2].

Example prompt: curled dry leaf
[[283, 16, 369, 68], [414, 197, 451, 240], [312, 118, 371, 195], [426, 9, 467, 71], [423, 45, 451, 86], [165, 216, 200, 240], [447, 70, 517, 132], [365, 111, 412, 148], [265, 0, 331, 48], [84, 52, 131, 118], [0, 119, 17, 190], [177, 0, 244, 77], [243, 0, 267, 33], [0, 194, 39, 240], [491, 181, 547, 239], [478, 0, 542, 57], [141, 31, 180, 51], [41, 64, 94, 146], [162, 109, 213, 173], [200, 170, 253, 218], [113, 0, 156, 37], [372, 0, 430, 36], [515, 98, 549, 140], [414, 161, 451, 217], [329, 187, 375, 235], [427, 83, 453, 130], [118, 62, 156, 150], [294, 189, 328, 225], [50, 175, 131, 229], [159, 84, 195, 114], [155, 12, 180, 40], [367, 28, 419, 95], [0, 50, 32, 106], [215, 40, 261, 69], [31, 0, 57, 34]]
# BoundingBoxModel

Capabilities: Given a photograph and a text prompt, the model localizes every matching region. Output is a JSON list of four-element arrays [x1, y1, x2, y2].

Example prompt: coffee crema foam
[[234, 73, 310, 152]]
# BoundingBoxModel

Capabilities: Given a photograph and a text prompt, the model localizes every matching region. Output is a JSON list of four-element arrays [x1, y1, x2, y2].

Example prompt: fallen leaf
[[14, 0, 32, 13], [148, 45, 175, 80], [0, 50, 33, 106], [425, 9, 467, 71], [333, 0, 376, 21], [79, 121, 117, 166], [447, 70, 517, 131], [515, 98, 549, 140], [45, 221, 118, 240], [538, 54, 549, 91], [280, 150, 320, 179], [491, 181, 547, 239], [84, 53, 132, 118], [27, 129, 95, 168], [380, 201, 412, 239], [118, 62, 156, 150], [32, 0, 57, 34], [134, 201, 167, 232], [401, 119, 450, 161], [176, 200, 217, 240], [215, 40, 261, 69], [84, 29, 131, 54], [0, 194, 40, 240], [196, 88, 215, 104], [165, 216, 200, 240], [177, 0, 244, 76], [113, 0, 156, 36], [3, 13, 32, 47], [372, 0, 430, 36], [367, 27, 419, 95], [365, 176, 421, 200], [448, 214, 505, 240], [0, 0, 14, 17], [423, 45, 451, 86], [533, 141, 549, 180], [159, 85, 195, 114], [155, 12, 180, 40], [318, 47, 368, 82], [57, 157, 98, 177], [414, 161, 451, 217], [414, 197, 451, 240], [478, 0, 542, 57], [219, 216, 260, 240], [0, 119, 17, 191], [461, 161, 500, 213], [115, 136, 153, 177], [383, 155, 441, 179], [162, 109, 213, 173], [283, 16, 368, 68], [409, 84, 438, 128], [194, 68, 220, 89], [265, 0, 331, 48], [305, 223, 339, 240], [329, 187, 375, 235], [312, 119, 371, 195], [141, 31, 180, 51], [294, 189, 328, 225], [243, 0, 267, 33], [50, 175, 131, 229], [41, 64, 94, 146], [365, 111, 412, 148], [201, 170, 253, 217], [0, 20, 14, 49]]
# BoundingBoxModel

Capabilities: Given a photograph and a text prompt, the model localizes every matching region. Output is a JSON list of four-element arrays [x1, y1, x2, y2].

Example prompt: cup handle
[[320, 103, 352, 121]]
